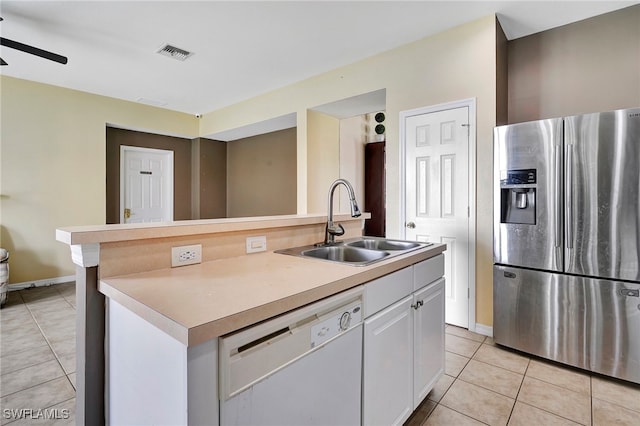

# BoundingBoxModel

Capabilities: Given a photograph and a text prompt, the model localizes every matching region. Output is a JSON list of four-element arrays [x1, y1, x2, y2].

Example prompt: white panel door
[[363, 296, 413, 426], [120, 146, 173, 223], [404, 106, 470, 328]]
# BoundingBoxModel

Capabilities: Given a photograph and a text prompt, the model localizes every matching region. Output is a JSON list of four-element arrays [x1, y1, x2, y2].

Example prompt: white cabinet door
[[363, 296, 414, 426], [413, 278, 445, 407]]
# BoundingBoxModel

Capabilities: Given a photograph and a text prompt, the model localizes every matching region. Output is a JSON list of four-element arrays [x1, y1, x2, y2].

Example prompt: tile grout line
[[0, 290, 76, 423], [1, 290, 77, 419], [21, 293, 76, 392], [515, 401, 587, 426], [589, 385, 640, 416], [1, 373, 69, 400], [590, 375, 593, 426], [454, 358, 523, 401], [505, 357, 530, 425], [517, 362, 593, 425], [54, 282, 77, 310], [433, 335, 497, 425], [2, 382, 76, 425], [443, 333, 584, 426]]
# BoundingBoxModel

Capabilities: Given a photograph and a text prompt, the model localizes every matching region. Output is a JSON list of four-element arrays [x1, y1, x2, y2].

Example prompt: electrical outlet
[[246, 236, 267, 254], [171, 244, 202, 267]]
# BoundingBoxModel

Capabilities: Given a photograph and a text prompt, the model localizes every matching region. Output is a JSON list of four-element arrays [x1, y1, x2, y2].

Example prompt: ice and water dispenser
[[499, 169, 536, 225]]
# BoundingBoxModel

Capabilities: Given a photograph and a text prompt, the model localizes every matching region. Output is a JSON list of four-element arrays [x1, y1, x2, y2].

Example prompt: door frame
[[398, 98, 477, 331], [119, 145, 174, 224]]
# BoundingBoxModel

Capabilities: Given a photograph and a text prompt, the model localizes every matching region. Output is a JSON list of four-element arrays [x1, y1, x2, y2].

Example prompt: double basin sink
[[275, 237, 432, 266]]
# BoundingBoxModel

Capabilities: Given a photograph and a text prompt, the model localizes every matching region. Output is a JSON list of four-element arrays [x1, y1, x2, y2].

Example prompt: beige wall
[[226, 128, 297, 217], [496, 18, 508, 126], [508, 4, 640, 123], [0, 76, 198, 283], [308, 111, 370, 230], [339, 115, 368, 214], [306, 110, 340, 214], [200, 16, 498, 327]]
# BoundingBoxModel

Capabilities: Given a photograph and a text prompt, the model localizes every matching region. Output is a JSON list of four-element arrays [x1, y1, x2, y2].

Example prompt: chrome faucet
[[323, 179, 362, 245]]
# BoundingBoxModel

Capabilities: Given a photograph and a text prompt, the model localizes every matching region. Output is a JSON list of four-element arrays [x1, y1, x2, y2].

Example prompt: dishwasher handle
[[237, 327, 290, 354]]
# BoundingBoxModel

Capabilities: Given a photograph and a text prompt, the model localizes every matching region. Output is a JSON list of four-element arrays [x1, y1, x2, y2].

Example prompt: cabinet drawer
[[364, 266, 413, 318], [413, 254, 444, 291]]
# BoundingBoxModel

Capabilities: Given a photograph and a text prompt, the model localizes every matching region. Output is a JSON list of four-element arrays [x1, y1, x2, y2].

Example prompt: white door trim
[[119, 145, 174, 224], [399, 98, 477, 332]]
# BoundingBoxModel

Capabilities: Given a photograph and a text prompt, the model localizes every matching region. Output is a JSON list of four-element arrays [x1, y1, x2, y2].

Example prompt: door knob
[[124, 208, 131, 219], [406, 221, 416, 229]]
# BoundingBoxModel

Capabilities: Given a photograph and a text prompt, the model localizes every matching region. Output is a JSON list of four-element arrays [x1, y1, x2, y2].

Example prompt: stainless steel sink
[[275, 237, 432, 266], [301, 246, 389, 264], [346, 238, 422, 251]]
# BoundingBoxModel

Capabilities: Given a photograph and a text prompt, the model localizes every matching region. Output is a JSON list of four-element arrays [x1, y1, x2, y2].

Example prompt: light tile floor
[[2, 283, 640, 426], [406, 325, 640, 426], [1, 284, 76, 425]]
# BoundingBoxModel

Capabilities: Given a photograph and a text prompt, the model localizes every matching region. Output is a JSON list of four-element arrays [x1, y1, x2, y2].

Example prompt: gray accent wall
[[226, 128, 297, 218], [106, 127, 193, 223]]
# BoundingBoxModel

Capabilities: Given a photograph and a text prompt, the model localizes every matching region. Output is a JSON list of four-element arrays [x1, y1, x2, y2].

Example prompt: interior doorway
[[120, 145, 174, 223], [400, 99, 476, 330]]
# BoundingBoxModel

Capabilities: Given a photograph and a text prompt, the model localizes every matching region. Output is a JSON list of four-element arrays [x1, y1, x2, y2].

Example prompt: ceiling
[[1, 1, 637, 117]]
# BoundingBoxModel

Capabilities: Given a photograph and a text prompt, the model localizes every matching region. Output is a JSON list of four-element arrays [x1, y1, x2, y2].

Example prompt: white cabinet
[[363, 296, 414, 426], [413, 278, 445, 407], [362, 254, 445, 426]]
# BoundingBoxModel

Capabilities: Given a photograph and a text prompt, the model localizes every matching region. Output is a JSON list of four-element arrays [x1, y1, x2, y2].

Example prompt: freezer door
[[564, 108, 640, 281], [588, 279, 640, 384], [494, 118, 563, 271], [494, 265, 640, 384], [493, 266, 589, 370]]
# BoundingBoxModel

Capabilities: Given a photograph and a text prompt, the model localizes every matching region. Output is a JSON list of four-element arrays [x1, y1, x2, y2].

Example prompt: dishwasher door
[[219, 286, 363, 426], [221, 324, 362, 425]]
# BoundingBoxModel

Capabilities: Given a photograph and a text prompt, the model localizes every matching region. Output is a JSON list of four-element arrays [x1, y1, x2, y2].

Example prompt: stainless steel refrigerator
[[493, 107, 640, 384]]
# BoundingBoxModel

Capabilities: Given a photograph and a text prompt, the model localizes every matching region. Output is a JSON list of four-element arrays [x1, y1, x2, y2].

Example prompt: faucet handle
[[327, 223, 345, 236]]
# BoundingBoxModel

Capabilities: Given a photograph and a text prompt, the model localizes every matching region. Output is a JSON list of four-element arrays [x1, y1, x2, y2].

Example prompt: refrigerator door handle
[[555, 145, 562, 248], [566, 144, 574, 249]]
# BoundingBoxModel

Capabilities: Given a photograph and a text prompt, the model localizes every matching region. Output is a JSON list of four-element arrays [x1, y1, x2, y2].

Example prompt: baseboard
[[474, 323, 493, 337], [8, 275, 75, 291]]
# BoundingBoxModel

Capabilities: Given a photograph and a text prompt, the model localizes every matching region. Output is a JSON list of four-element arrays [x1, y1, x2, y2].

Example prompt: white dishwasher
[[219, 286, 363, 426]]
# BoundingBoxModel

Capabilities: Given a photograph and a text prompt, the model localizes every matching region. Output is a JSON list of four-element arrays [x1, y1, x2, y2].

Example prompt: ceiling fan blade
[[0, 37, 67, 64]]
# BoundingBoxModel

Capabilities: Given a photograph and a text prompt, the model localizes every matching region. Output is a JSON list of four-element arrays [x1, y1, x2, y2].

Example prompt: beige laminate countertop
[[99, 243, 445, 347]]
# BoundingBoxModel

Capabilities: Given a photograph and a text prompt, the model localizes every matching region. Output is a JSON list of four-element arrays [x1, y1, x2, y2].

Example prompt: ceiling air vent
[[156, 44, 193, 61]]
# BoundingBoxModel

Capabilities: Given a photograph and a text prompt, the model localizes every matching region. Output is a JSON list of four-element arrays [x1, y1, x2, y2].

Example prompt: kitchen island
[[57, 214, 445, 425]]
